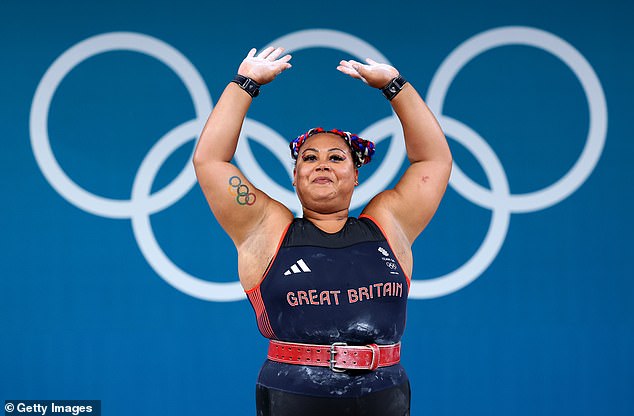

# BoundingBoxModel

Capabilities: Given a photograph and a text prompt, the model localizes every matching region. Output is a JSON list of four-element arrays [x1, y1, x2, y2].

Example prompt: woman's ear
[[354, 168, 359, 186], [292, 168, 297, 186]]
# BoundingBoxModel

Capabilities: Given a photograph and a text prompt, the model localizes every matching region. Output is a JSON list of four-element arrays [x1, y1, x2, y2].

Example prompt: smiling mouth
[[312, 177, 333, 184]]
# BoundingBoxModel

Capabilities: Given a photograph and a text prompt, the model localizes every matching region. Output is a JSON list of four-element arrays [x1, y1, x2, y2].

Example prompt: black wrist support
[[381, 75, 407, 101], [232, 74, 260, 98]]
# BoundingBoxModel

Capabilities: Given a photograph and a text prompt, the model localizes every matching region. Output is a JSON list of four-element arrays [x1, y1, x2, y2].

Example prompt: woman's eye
[[330, 155, 345, 162], [302, 155, 317, 162]]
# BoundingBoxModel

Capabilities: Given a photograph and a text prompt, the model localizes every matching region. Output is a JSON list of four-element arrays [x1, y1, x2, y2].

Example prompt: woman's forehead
[[301, 133, 351, 151]]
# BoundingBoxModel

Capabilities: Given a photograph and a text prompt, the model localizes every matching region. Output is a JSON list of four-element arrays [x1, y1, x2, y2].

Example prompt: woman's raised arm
[[338, 59, 452, 245], [193, 47, 293, 248]]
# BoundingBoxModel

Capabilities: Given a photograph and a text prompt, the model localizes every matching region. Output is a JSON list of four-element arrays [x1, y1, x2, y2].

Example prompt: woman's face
[[293, 133, 359, 213]]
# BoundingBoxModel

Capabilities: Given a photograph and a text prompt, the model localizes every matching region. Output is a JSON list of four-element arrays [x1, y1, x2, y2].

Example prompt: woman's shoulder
[[360, 205, 413, 276]]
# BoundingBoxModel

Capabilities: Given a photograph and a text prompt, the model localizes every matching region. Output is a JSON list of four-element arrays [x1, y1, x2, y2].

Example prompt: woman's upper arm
[[194, 160, 292, 247], [363, 159, 451, 244]]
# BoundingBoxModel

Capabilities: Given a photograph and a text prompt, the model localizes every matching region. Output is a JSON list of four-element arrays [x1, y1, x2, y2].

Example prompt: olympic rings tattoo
[[228, 175, 256, 206]]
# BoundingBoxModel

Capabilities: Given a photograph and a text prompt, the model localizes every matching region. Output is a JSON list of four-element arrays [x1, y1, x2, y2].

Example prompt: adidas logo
[[378, 247, 389, 257], [284, 259, 312, 275]]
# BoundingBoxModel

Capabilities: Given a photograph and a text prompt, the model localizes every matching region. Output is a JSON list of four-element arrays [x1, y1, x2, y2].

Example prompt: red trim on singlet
[[247, 288, 277, 339], [359, 214, 411, 288], [243, 221, 292, 340]]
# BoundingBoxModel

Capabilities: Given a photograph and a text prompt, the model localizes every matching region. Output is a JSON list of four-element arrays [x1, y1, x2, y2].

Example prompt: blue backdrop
[[2, 0, 633, 414]]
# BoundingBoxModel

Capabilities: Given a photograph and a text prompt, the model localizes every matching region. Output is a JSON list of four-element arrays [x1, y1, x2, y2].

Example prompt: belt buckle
[[329, 342, 347, 372], [366, 343, 380, 371]]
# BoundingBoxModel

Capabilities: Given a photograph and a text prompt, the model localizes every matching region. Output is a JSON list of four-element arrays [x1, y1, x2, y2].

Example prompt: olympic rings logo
[[29, 27, 607, 301], [229, 176, 257, 206]]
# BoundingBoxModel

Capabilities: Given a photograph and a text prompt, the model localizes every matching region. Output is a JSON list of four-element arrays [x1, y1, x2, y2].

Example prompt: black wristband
[[232, 74, 260, 98], [381, 75, 407, 101]]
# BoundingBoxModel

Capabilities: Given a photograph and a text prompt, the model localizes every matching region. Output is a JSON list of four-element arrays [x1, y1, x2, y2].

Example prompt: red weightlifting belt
[[267, 339, 401, 372]]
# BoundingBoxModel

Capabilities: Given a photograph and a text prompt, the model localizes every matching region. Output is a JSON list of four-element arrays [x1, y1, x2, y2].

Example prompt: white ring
[[426, 26, 607, 213], [131, 120, 243, 301], [29, 32, 211, 218], [409, 116, 511, 298]]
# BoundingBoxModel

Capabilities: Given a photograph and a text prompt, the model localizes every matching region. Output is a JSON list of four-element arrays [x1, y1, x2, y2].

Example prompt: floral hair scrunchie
[[289, 127, 376, 168]]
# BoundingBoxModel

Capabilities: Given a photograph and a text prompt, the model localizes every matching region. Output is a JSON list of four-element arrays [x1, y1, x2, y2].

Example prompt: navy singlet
[[246, 215, 410, 409]]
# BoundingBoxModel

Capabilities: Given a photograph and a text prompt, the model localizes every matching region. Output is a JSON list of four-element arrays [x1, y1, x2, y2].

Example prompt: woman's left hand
[[337, 58, 399, 89]]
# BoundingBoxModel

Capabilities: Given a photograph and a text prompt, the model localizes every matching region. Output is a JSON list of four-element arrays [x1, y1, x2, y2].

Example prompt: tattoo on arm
[[228, 175, 256, 206]]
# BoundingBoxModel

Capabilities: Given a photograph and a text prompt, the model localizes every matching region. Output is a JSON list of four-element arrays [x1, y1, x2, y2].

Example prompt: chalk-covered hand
[[237, 47, 292, 85], [337, 58, 399, 89]]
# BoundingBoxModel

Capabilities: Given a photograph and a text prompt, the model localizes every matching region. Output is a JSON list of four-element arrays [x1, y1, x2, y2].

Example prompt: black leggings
[[256, 381, 411, 416]]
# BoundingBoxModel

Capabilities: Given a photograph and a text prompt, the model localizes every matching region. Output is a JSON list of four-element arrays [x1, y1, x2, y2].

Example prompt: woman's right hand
[[237, 47, 292, 85]]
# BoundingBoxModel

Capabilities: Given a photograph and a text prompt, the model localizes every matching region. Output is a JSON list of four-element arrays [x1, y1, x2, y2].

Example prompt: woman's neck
[[302, 208, 350, 233]]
